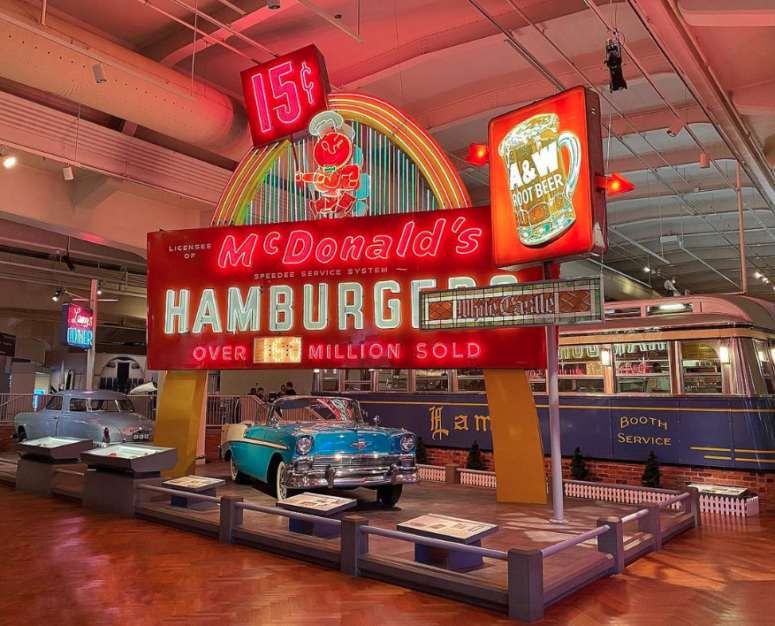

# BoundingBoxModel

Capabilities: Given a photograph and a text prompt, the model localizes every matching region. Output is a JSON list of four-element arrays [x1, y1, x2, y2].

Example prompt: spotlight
[[764, 278, 771, 285], [63, 165, 74, 181], [604, 37, 627, 92], [699, 152, 710, 169], [97, 281, 103, 296], [755, 271, 763, 279], [63, 254, 77, 272], [2, 154, 17, 168], [667, 118, 685, 138], [52, 286, 63, 302], [92, 63, 107, 84], [267, 0, 281, 9], [643, 266, 651, 273]]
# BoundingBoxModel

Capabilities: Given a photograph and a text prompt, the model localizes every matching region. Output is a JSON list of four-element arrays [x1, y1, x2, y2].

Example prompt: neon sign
[[147, 207, 547, 370], [295, 111, 370, 218], [61, 304, 94, 349], [241, 45, 330, 147], [489, 87, 607, 269]]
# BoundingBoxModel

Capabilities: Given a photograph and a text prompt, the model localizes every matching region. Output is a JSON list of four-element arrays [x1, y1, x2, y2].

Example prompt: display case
[[16, 437, 94, 461], [81, 443, 177, 475]]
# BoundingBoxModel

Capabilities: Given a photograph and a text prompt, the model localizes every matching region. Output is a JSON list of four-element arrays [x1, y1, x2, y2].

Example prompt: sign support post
[[85, 278, 98, 391]]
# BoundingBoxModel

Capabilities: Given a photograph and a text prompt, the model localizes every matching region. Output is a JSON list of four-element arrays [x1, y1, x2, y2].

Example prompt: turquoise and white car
[[221, 395, 419, 504]]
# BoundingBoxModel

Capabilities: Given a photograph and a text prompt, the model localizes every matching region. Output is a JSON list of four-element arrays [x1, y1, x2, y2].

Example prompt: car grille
[[312, 454, 400, 469]]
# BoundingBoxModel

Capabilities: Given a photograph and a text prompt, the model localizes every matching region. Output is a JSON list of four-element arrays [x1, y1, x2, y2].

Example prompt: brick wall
[[424, 446, 775, 512]]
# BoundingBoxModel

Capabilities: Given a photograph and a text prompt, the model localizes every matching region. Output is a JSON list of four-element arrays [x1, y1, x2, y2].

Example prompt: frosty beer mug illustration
[[498, 113, 581, 246]]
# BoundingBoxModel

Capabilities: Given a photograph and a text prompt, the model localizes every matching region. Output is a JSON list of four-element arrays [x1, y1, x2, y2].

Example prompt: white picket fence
[[417, 464, 445, 482], [418, 465, 759, 517]]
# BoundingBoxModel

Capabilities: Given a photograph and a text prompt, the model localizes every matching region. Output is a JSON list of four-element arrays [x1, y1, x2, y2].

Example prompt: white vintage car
[[14, 390, 155, 444]]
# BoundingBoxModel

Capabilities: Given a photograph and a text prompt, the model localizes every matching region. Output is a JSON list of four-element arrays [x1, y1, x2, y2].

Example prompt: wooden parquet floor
[[3, 484, 775, 625]]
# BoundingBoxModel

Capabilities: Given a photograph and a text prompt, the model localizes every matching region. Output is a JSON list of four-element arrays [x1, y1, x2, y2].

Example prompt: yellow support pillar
[[153, 370, 208, 478], [484, 369, 547, 504]]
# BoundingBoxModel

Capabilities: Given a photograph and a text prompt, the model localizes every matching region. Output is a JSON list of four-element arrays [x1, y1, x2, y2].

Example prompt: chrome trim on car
[[285, 453, 419, 490]]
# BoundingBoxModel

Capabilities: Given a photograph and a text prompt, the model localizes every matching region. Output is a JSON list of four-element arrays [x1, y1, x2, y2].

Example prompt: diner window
[[458, 369, 485, 392], [681, 341, 722, 394], [558, 345, 604, 393], [377, 369, 408, 391], [343, 369, 372, 392], [45, 396, 63, 411], [614, 342, 671, 394], [321, 369, 340, 392], [528, 369, 546, 393], [755, 341, 775, 394], [415, 369, 449, 392]]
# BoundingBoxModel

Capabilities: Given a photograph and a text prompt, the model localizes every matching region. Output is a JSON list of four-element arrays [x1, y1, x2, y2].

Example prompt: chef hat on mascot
[[308, 110, 355, 140]]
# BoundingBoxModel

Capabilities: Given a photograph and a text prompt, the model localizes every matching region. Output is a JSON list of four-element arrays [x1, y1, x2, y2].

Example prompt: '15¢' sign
[[419, 276, 604, 331]]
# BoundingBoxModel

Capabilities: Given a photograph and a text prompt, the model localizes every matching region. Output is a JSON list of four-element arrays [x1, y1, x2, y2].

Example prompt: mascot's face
[[315, 131, 353, 168]]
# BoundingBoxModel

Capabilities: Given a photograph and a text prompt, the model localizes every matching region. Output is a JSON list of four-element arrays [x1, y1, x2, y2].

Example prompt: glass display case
[[16, 436, 94, 461], [81, 443, 177, 474]]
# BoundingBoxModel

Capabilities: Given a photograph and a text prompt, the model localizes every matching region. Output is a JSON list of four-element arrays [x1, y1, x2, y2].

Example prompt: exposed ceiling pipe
[[0, 0, 251, 159], [136, 0, 263, 64]]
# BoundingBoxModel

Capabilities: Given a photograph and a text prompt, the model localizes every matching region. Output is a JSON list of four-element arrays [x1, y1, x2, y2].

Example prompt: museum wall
[[219, 369, 315, 396]]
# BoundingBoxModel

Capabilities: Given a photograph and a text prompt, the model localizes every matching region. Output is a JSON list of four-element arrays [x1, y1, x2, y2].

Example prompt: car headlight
[[295, 435, 314, 455], [399, 434, 415, 452]]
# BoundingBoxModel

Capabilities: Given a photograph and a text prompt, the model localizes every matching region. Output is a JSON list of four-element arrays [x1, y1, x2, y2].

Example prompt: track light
[[92, 63, 107, 84], [604, 37, 627, 92], [63, 165, 74, 181], [2, 154, 17, 168], [667, 118, 685, 138], [63, 254, 77, 272], [699, 152, 710, 169], [267, 0, 281, 9], [755, 271, 763, 279], [97, 281, 103, 296], [52, 286, 63, 302], [643, 266, 651, 273]]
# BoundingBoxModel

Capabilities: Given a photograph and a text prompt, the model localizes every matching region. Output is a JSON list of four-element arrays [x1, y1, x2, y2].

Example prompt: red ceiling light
[[596, 173, 634, 196], [464, 143, 489, 167]]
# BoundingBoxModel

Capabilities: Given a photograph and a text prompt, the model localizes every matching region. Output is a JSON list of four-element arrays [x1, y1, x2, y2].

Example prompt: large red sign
[[241, 45, 330, 147], [146, 207, 547, 370], [489, 86, 607, 269]]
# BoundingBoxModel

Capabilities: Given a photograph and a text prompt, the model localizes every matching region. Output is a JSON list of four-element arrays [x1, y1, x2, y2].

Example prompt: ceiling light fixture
[[63, 165, 74, 181], [97, 281, 103, 296], [52, 286, 63, 302], [667, 118, 685, 138], [268, 0, 281, 9], [464, 143, 489, 167], [2, 154, 17, 168], [643, 265, 651, 273], [755, 271, 763, 279], [699, 152, 710, 169], [604, 34, 627, 92]]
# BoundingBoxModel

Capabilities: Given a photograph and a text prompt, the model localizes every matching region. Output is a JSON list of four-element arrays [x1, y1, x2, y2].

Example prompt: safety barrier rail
[[52, 468, 85, 477], [540, 524, 610, 558], [0, 393, 53, 422], [136, 483, 221, 504]]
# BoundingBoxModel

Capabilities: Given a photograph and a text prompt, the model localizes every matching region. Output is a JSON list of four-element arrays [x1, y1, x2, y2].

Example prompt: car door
[[234, 402, 277, 483], [26, 396, 62, 439], [57, 397, 95, 440]]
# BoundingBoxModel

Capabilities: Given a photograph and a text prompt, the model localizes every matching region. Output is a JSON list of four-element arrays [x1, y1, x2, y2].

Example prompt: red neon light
[[596, 173, 635, 196], [147, 206, 547, 370], [241, 45, 330, 147], [67, 304, 94, 330], [464, 143, 489, 167]]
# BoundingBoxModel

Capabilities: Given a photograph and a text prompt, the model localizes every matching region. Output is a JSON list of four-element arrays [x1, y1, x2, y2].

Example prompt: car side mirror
[[373, 415, 381, 427]]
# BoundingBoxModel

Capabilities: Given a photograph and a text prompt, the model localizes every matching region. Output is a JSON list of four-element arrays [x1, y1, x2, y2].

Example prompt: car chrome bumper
[[284, 454, 420, 490]]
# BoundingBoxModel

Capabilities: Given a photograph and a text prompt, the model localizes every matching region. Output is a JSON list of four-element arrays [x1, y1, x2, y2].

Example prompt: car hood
[[290, 422, 404, 455]]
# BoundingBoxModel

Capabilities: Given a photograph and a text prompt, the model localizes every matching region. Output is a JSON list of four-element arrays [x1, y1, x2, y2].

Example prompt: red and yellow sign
[[489, 87, 607, 269], [241, 45, 330, 147], [146, 207, 546, 370]]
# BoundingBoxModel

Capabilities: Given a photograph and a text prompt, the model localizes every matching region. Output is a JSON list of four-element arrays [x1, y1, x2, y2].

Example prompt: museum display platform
[[0, 454, 698, 621]]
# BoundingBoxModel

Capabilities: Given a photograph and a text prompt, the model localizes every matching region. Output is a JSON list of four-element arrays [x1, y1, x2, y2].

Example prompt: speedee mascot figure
[[295, 111, 370, 218]]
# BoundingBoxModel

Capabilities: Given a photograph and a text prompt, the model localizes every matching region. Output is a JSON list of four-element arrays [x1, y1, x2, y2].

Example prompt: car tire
[[230, 455, 250, 484], [275, 461, 292, 500], [17, 428, 26, 443], [377, 484, 403, 506]]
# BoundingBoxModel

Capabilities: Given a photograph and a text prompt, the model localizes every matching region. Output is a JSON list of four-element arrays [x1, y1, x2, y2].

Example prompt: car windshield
[[272, 398, 362, 424], [86, 399, 135, 412]]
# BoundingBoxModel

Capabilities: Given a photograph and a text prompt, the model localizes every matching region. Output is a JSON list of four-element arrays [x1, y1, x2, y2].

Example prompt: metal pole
[[544, 263, 567, 524], [85, 278, 98, 390], [736, 161, 747, 294]]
